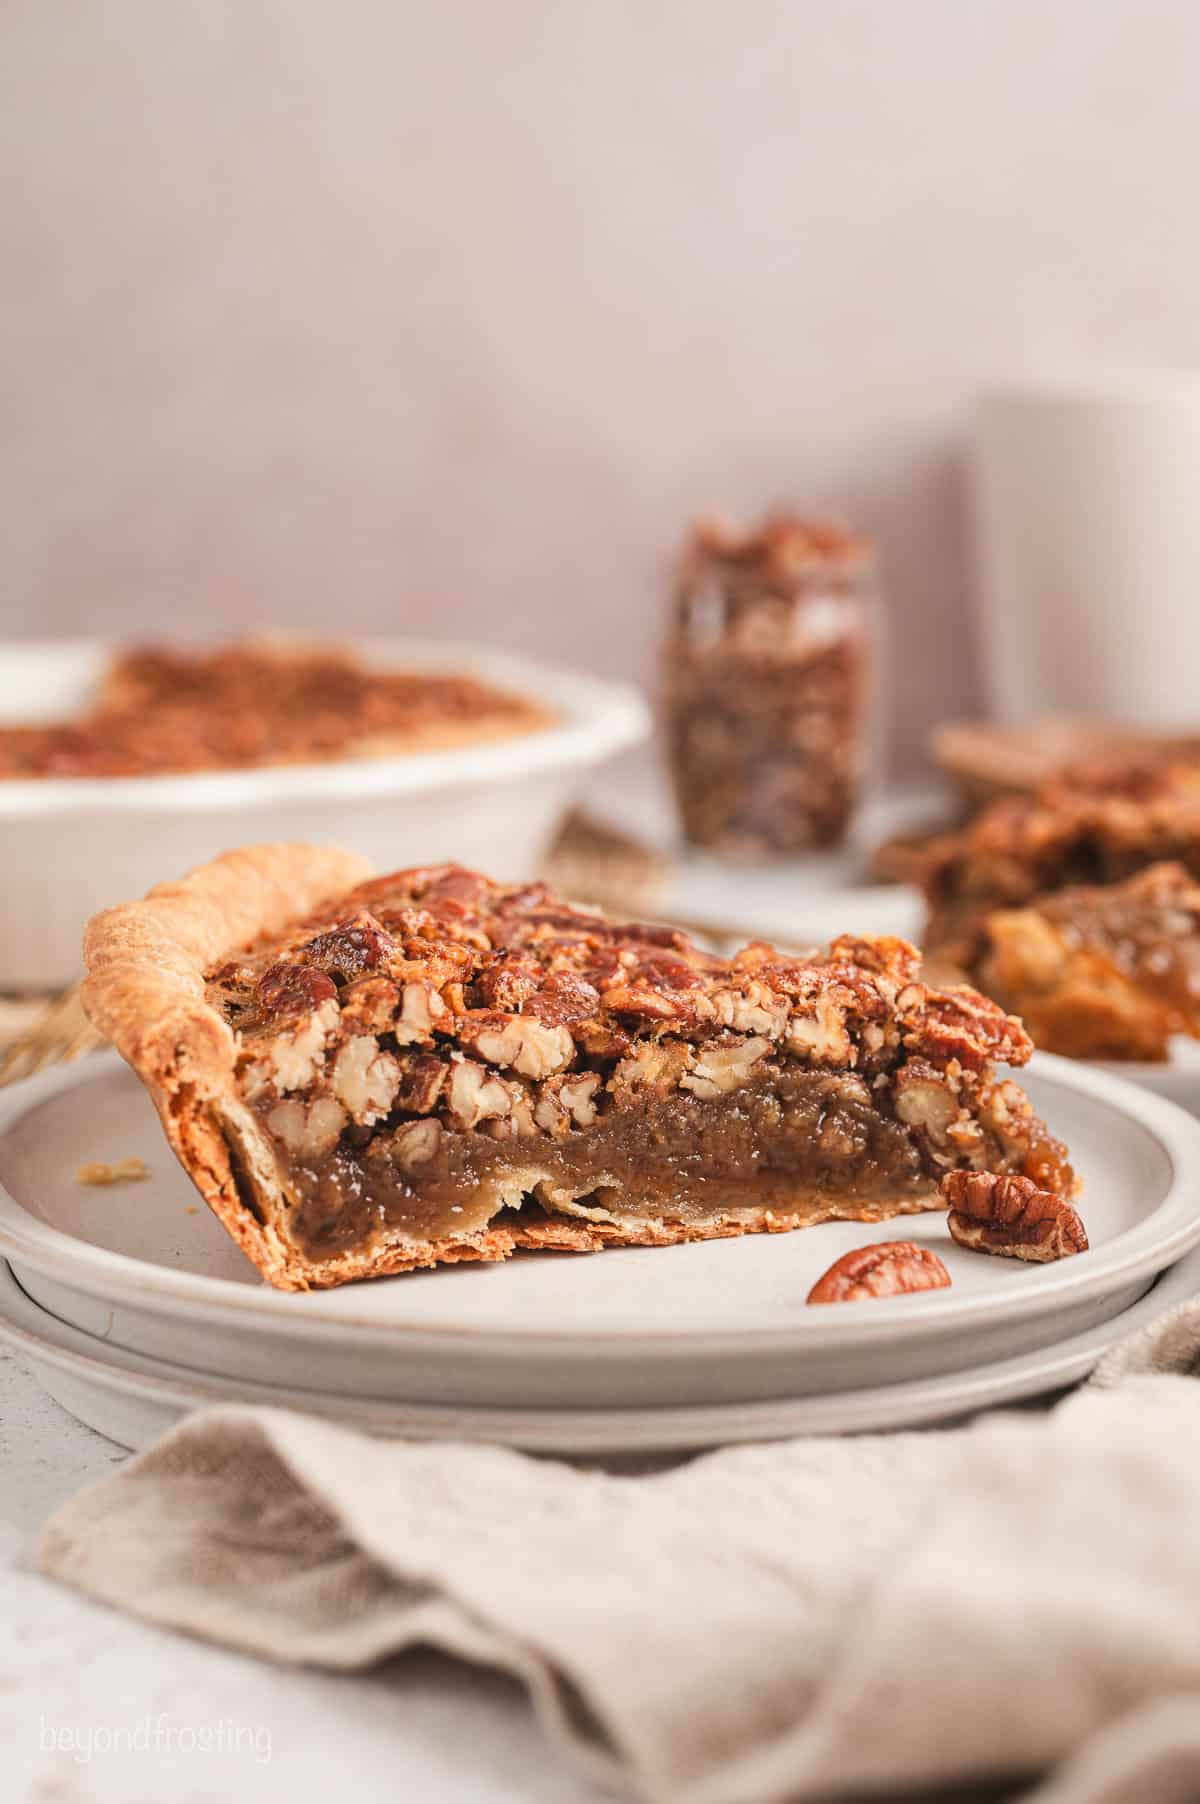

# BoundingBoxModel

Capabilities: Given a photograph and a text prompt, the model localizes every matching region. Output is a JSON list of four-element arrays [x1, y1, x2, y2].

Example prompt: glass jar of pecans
[[662, 514, 877, 860]]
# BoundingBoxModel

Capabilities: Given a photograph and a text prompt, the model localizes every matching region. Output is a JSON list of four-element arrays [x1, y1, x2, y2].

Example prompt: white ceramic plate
[[4, 1249, 1197, 1454], [1097, 1039, 1200, 1118], [0, 638, 650, 988], [1, 1052, 1198, 1410]]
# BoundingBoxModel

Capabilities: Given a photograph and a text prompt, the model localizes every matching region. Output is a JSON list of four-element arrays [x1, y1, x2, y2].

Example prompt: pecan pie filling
[[0, 641, 553, 780], [205, 866, 1075, 1269]]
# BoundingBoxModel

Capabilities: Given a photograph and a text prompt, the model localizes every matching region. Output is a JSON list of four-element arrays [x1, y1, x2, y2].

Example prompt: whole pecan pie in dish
[[82, 847, 1078, 1290], [0, 641, 553, 780]]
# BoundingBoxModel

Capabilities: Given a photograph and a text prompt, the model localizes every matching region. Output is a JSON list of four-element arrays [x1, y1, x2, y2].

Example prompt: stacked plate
[[2, 1052, 1199, 1455]]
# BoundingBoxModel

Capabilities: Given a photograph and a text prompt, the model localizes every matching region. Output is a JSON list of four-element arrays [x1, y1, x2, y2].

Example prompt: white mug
[[972, 372, 1200, 724]]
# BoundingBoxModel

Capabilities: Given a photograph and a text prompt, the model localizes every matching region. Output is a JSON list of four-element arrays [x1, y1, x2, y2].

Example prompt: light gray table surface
[[0, 1342, 607, 1804]]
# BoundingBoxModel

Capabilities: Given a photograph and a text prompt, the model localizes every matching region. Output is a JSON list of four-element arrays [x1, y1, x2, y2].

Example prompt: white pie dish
[[0, 637, 651, 990], [1, 1052, 1198, 1411]]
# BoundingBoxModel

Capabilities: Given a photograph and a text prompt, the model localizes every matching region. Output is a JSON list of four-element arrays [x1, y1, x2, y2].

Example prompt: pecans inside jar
[[662, 514, 877, 860]]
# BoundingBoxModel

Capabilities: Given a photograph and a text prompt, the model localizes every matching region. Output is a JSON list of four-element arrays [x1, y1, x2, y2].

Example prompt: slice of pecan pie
[[83, 846, 1077, 1290], [967, 861, 1200, 1061], [922, 761, 1200, 970]]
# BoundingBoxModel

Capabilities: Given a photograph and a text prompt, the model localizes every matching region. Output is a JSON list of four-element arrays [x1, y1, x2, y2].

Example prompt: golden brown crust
[[83, 845, 375, 1289]]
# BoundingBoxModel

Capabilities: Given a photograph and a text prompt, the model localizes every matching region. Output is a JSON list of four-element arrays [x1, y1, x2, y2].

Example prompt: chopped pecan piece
[[331, 1035, 402, 1125], [266, 1096, 348, 1160], [891, 1058, 961, 1155], [560, 1071, 602, 1126], [458, 1011, 575, 1079], [681, 1034, 771, 1098], [609, 1040, 694, 1099], [708, 981, 789, 1038], [941, 1171, 1089, 1262], [806, 1241, 952, 1304], [259, 997, 340, 1093], [599, 981, 682, 1021], [531, 1069, 604, 1134], [786, 996, 853, 1065], [393, 980, 447, 1045], [394, 1053, 447, 1115], [445, 1058, 512, 1130], [390, 1117, 442, 1170], [339, 975, 400, 1034]]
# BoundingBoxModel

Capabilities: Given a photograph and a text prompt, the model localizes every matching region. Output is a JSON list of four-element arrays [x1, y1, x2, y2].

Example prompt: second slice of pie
[[83, 846, 1078, 1290]]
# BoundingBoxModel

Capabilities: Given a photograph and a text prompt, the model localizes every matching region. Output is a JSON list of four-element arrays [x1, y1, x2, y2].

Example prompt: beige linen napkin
[[37, 1300, 1200, 1804]]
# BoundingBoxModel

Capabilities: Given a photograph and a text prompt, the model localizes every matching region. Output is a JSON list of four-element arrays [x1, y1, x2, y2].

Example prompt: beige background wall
[[5, 1, 1200, 765]]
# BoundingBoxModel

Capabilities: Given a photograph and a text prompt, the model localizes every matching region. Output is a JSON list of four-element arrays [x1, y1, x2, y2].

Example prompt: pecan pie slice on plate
[[966, 862, 1200, 1062], [82, 846, 1077, 1291], [921, 761, 1200, 970]]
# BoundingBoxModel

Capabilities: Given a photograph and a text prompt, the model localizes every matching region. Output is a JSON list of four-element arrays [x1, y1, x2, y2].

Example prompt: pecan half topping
[[599, 981, 683, 1021], [471, 950, 544, 1011], [806, 1241, 952, 1304], [297, 918, 397, 983], [898, 984, 1031, 1072], [825, 934, 920, 985], [257, 962, 337, 1017], [941, 1171, 1089, 1262], [522, 970, 602, 1027]]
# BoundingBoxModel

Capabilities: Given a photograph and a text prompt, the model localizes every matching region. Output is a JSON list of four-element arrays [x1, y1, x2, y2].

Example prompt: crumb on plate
[[75, 1156, 149, 1187]]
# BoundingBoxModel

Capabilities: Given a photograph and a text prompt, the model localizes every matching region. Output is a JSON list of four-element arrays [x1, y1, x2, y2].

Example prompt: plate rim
[[1, 1050, 1199, 1359], [1, 1251, 1195, 1451]]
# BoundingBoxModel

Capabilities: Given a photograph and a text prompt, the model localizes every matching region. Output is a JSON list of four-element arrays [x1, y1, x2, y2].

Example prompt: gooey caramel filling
[[259, 1065, 937, 1261]]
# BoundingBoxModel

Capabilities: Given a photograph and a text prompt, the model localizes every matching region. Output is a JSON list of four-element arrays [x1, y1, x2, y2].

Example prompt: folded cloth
[[37, 1300, 1200, 1804]]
